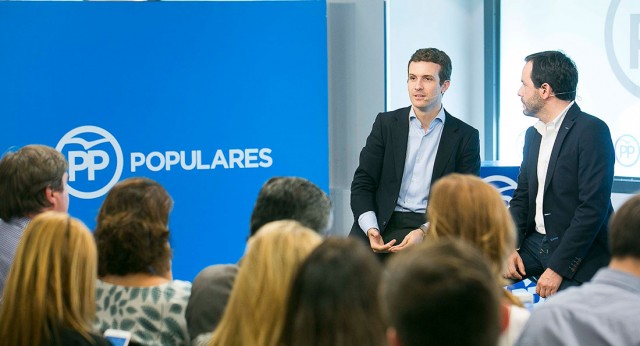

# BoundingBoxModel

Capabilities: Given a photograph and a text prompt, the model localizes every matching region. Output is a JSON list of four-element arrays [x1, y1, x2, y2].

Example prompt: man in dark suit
[[349, 48, 480, 256], [505, 51, 615, 298]]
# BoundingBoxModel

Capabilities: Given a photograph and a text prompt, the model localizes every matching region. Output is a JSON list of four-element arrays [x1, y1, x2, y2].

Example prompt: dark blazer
[[509, 103, 614, 283], [186, 264, 239, 341], [349, 106, 480, 241]]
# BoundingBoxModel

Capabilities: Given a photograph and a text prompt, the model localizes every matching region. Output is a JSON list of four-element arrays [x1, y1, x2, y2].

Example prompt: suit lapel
[[544, 104, 579, 192], [528, 129, 542, 192], [431, 110, 457, 181], [393, 107, 411, 182]]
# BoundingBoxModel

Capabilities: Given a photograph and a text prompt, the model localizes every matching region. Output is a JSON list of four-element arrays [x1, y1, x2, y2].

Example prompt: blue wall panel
[[0, 1, 328, 280]]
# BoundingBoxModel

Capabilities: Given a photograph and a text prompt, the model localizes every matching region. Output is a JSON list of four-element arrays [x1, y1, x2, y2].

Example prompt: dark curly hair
[[94, 177, 173, 277]]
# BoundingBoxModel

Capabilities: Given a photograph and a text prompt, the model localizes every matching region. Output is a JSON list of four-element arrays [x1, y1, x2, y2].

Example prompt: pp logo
[[56, 126, 124, 199], [615, 134, 640, 167], [482, 175, 518, 205], [605, 0, 640, 97]]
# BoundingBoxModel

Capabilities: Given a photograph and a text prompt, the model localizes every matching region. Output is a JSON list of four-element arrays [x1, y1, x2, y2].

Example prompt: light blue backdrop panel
[[0, 1, 328, 281]]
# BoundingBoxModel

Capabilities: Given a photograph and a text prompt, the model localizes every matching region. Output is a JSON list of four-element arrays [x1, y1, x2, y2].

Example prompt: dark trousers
[[376, 211, 425, 262], [383, 211, 425, 242], [518, 232, 582, 291]]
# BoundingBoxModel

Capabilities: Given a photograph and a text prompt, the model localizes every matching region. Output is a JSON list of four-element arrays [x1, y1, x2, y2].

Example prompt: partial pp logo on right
[[615, 134, 640, 167], [605, 0, 640, 97], [483, 175, 518, 205]]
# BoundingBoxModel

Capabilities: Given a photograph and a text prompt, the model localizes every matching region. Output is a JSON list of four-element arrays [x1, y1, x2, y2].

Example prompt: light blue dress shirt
[[516, 268, 640, 345], [0, 217, 30, 298]]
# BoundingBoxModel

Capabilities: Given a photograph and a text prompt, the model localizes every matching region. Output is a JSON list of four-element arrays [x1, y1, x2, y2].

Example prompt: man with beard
[[505, 51, 615, 298]]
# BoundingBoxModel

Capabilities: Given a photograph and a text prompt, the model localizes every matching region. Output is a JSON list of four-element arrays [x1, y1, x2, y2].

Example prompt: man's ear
[[44, 185, 65, 212], [539, 82, 552, 99], [441, 79, 451, 94], [45, 185, 57, 207], [387, 327, 403, 346]]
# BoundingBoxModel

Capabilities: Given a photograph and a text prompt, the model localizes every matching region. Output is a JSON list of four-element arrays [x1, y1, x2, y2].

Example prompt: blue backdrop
[[0, 1, 328, 281]]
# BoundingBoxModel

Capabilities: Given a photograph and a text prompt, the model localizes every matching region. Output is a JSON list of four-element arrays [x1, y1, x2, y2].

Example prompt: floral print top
[[94, 279, 192, 345]]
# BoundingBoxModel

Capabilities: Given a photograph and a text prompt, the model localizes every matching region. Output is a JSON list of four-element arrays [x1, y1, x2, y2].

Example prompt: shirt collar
[[594, 267, 640, 295], [534, 101, 574, 136], [409, 106, 446, 127], [11, 216, 30, 229]]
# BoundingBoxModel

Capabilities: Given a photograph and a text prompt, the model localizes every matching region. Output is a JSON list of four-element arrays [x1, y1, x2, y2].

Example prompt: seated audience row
[[196, 174, 527, 346], [0, 145, 334, 346], [1, 143, 636, 346]]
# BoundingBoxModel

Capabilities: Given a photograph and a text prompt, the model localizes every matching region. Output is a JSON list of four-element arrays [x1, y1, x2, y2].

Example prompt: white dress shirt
[[533, 101, 574, 234]]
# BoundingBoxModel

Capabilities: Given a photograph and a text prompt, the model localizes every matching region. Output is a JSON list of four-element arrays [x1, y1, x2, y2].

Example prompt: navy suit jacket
[[349, 106, 480, 240], [509, 103, 614, 283]]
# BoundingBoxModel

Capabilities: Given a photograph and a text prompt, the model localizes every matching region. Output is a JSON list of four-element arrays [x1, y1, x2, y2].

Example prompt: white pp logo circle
[[615, 134, 640, 167], [56, 126, 124, 199]]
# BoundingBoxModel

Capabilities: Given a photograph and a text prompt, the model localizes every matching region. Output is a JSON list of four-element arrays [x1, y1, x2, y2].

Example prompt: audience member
[[421, 173, 529, 345], [93, 177, 191, 345], [0, 145, 69, 295], [248, 176, 333, 235], [280, 237, 385, 346], [186, 176, 331, 342], [205, 220, 322, 346], [0, 211, 110, 345], [516, 194, 640, 345], [383, 239, 501, 346]]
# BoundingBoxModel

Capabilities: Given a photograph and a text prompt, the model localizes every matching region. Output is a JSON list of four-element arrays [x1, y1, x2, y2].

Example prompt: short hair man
[[517, 194, 640, 345], [349, 48, 480, 258], [249, 176, 333, 236], [186, 176, 332, 343], [0, 144, 69, 295], [506, 51, 615, 297], [383, 239, 501, 346]]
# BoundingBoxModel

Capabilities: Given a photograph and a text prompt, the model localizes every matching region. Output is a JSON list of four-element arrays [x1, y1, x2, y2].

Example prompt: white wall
[[327, 0, 385, 235], [385, 0, 485, 152], [500, 0, 640, 177]]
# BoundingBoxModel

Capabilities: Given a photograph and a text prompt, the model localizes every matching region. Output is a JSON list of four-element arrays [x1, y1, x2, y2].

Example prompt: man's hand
[[367, 228, 396, 253], [389, 229, 425, 253], [505, 250, 526, 280], [536, 268, 563, 298]]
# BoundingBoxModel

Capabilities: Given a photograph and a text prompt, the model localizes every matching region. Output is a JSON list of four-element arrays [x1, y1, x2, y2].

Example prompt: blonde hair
[[428, 174, 516, 284], [209, 220, 322, 346], [0, 211, 98, 345]]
